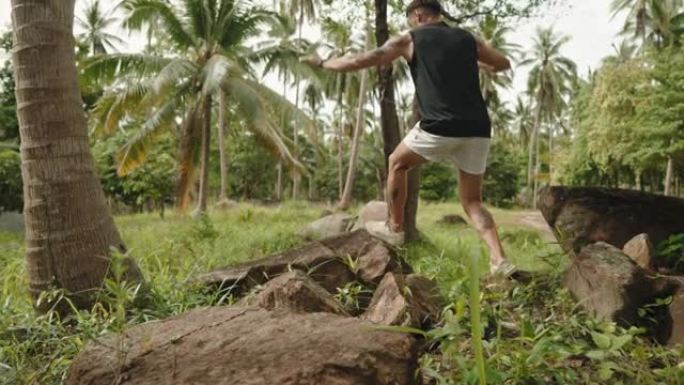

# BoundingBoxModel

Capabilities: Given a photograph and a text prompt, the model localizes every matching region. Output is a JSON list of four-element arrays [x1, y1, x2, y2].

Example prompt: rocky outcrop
[[352, 201, 388, 231], [67, 307, 421, 385], [362, 273, 444, 329], [538, 186, 684, 256], [299, 212, 355, 240], [196, 241, 355, 295], [622, 233, 655, 270], [238, 270, 348, 315], [563, 242, 684, 346]]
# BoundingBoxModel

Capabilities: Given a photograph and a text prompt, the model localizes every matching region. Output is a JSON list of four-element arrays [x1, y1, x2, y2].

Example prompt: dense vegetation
[[1, 0, 684, 384]]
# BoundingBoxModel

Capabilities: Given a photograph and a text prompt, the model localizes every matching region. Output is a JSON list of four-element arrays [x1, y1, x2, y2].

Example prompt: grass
[[1, 200, 682, 384]]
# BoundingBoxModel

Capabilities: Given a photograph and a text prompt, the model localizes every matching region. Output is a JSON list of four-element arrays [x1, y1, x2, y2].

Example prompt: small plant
[[334, 282, 371, 313], [657, 233, 684, 272]]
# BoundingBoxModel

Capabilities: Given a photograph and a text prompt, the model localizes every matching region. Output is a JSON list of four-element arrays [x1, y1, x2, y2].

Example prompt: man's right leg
[[386, 142, 428, 232]]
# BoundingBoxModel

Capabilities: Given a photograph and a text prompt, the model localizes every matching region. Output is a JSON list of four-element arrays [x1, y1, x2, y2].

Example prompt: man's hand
[[302, 53, 325, 68]]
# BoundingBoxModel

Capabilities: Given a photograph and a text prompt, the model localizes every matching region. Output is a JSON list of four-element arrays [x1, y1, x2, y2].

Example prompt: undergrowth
[[0, 201, 682, 384]]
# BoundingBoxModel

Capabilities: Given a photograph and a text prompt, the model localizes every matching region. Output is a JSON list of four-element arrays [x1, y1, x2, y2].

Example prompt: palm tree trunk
[[292, 6, 304, 200], [218, 92, 229, 201], [11, 0, 143, 314], [664, 155, 674, 196], [337, 69, 368, 210], [194, 95, 212, 216], [528, 93, 543, 207], [375, 0, 420, 241], [335, 74, 345, 198], [533, 120, 542, 209]]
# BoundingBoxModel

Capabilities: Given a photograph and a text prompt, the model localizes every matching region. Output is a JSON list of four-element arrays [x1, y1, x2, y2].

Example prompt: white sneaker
[[366, 221, 405, 247]]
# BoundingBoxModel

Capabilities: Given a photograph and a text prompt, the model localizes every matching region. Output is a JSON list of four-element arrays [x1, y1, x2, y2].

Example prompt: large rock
[[299, 213, 355, 240], [197, 241, 355, 295], [563, 242, 658, 326], [538, 186, 684, 255], [320, 230, 412, 285], [666, 283, 684, 347], [239, 270, 348, 315], [622, 233, 655, 270], [437, 214, 467, 226], [67, 307, 420, 385], [362, 273, 444, 329], [352, 201, 388, 231]]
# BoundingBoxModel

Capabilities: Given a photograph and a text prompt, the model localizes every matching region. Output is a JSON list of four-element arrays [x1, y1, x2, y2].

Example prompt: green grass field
[[1, 202, 682, 384]]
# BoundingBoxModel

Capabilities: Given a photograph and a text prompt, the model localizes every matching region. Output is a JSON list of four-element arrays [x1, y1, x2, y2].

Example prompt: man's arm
[[310, 33, 411, 73], [475, 37, 511, 72]]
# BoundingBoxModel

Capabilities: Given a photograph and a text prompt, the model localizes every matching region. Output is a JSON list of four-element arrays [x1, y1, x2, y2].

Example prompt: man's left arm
[[308, 33, 411, 73]]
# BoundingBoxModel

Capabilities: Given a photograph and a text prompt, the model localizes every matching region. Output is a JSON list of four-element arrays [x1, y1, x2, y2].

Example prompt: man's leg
[[458, 169, 507, 268], [387, 142, 428, 232]]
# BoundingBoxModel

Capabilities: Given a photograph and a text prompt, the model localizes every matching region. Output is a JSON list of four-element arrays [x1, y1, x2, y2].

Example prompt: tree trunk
[[375, 0, 420, 241], [664, 156, 674, 196], [335, 74, 345, 198], [11, 0, 143, 314], [337, 69, 368, 210], [194, 95, 212, 217], [292, 6, 304, 201], [276, 160, 283, 200], [218, 92, 230, 201]]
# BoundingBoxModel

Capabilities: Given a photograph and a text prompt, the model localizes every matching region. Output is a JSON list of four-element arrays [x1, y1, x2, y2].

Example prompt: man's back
[[409, 22, 490, 138]]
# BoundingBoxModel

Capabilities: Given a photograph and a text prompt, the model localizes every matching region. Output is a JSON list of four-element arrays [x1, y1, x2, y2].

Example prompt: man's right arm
[[475, 37, 511, 72]]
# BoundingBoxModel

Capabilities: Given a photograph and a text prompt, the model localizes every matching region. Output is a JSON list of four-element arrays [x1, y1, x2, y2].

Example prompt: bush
[[0, 149, 22, 213], [420, 162, 458, 201], [483, 142, 523, 207]]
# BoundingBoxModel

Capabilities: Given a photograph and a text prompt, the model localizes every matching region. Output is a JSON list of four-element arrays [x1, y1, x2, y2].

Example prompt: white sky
[[0, 0, 624, 105]]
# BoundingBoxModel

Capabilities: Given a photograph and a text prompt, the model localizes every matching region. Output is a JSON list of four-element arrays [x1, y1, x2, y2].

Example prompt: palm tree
[[286, 0, 321, 199], [86, 0, 308, 215], [11, 0, 144, 314], [77, 0, 124, 55], [611, 0, 684, 48], [477, 16, 519, 107], [520, 26, 576, 207]]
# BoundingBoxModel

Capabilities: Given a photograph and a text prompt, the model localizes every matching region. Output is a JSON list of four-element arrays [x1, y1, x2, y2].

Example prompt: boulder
[[666, 283, 684, 347], [563, 242, 658, 326], [239, 270, 348, 315], [538, 186, 684, 255], [362, 273, 444, 329], [437, 214, 467, 226], [299, 213, 355, 240], [319, 230, 412, 285], [67, 307, 420, 385], [622, 233, 655, 270], [352, 201, 388, 231], [196, 241, 356, 295]]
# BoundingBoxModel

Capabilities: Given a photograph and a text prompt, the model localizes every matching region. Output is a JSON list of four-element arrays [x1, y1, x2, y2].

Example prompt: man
[[307, 0, 514, 275]]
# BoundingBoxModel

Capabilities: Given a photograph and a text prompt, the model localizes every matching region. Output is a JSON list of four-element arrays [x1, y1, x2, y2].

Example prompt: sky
[[0, 0, 625, 104]]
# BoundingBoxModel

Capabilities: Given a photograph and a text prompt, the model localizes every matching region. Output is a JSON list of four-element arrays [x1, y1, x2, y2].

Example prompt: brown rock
[[299, 213, 355, 240], [437, 214, 467, 226], [667, 285, 684, 347], [321, 229, 380, 259], [239, 270, 348, 315], [563, 242, 657, 326], [67, 307, 420, 385], [622, 233, 655, 270], [352, 201, 388, 231], [196, 241, 355, 295], [357, 242, 412, 285], [538, 186, 684, 256], [362, 273, 443, 329]]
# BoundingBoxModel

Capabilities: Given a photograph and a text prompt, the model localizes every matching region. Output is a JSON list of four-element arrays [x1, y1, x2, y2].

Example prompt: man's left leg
[[458, 169, 510, 273]]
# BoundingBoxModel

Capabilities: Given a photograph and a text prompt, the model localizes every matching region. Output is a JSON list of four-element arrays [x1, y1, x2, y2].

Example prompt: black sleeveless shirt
[[408, 22, 491, 138]]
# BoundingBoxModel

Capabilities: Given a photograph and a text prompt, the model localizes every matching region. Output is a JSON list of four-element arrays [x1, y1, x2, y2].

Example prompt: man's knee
[[388, 152, 408, 173], [462, 200, 494, 231]]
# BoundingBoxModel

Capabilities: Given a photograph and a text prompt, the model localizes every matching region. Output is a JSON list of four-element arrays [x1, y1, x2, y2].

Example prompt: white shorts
[[402, 123, 491, 175]]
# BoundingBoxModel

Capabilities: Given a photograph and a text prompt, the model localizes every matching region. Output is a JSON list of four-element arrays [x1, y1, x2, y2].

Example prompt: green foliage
[[0, 150, 22, 213], [0, 32, 18, 143], [657, 233, 684, 273], [93, 132, 176, 211], [483, 142, 523, 207], [420, 163, 457, 201]]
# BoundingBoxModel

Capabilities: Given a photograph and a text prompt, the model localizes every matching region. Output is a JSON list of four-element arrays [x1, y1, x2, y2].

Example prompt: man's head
[[406, 0, 443, 27]]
